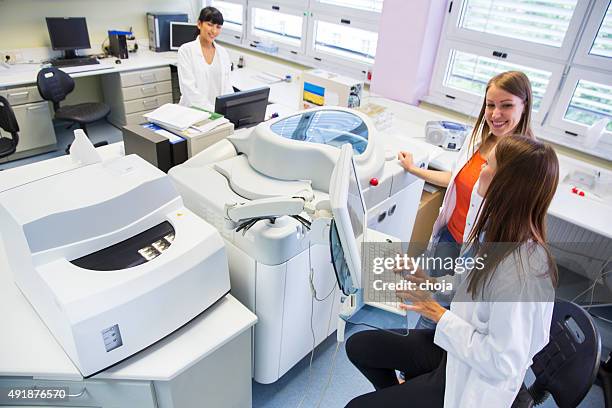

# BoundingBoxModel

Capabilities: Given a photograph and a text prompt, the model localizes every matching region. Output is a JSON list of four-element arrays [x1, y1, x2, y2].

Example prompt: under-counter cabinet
[[102, 67, 173, 127], [0, 85, 57, 162]]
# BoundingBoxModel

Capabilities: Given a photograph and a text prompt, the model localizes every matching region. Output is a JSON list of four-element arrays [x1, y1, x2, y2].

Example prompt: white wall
[[0, 0, 200, 49]]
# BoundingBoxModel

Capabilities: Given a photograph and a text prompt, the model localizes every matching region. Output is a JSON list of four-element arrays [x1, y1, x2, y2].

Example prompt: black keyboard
[[51, 57, 100, 68]]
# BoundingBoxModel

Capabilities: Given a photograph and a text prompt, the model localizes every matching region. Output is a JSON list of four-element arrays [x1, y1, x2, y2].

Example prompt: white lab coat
[[434, 244, 555, 407], [177, 38, 233, 111]]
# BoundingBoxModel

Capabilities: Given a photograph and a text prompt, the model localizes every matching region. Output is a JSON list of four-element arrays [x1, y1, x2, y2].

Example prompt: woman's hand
[[395, 271, 446, 323], [398, 151, 417, 173], [400, 299, 447, 323]]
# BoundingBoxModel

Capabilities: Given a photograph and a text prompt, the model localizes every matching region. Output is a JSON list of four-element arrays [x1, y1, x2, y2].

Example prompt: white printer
[[0, 154, 230, 377], [169, 107, 429, 383]]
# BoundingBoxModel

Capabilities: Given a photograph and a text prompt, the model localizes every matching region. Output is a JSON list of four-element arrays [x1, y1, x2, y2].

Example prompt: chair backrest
[[36, 67, 75, 110], [529, 299, 601, 408], [0, 95, 19, 158]]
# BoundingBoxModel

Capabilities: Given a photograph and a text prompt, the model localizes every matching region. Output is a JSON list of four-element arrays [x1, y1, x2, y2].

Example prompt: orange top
[[447, 152, 486, 243]]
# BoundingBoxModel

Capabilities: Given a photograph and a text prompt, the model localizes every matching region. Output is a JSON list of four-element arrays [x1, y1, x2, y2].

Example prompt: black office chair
[[0, 95, 19, 159], [511, 299, 601, 408], [36, 67, 110, 153]]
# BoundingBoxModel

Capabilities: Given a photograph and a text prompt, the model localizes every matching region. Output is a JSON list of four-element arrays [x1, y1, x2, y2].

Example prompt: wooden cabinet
[[102, 67, 173, 127], [0, 85, 57, 162]]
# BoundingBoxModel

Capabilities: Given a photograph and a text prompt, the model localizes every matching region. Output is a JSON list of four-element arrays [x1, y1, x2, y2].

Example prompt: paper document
[[144, 104, 211, 131]]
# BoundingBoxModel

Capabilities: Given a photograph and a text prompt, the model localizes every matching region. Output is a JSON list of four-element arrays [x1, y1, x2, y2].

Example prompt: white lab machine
[[168, 107, 428, 383], [300, 69, 364, 109], [0, 154, 230, 377]]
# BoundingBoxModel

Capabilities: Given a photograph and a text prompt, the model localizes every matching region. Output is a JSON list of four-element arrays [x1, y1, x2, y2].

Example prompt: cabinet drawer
[[0, 85, 43, 105], [125, 110, 149, 125], [122, 80, 172, 101], [120, 67, 171, 87], [124, 93, 172, 115], [12, 101, 57, 152]]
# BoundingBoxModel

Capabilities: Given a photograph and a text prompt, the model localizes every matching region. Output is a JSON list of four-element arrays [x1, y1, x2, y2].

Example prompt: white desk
[[366, 95, 612, 241], [0, 145, 258, 408]]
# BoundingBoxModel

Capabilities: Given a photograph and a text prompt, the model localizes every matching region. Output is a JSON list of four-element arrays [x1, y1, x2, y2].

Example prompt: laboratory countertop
[[0, 145, 258, 381], [0, 50, 179, 88]]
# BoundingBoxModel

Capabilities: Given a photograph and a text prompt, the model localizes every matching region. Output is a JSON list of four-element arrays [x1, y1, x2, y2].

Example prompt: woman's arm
[[398, 151, 451, 187]]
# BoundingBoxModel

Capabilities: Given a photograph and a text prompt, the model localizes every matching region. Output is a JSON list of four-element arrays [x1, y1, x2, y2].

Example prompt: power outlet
[[1, 52, 18, 65]]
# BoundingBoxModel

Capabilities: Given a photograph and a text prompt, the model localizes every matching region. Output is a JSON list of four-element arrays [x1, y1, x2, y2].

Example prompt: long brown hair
[[468, 71, 535, 152], [465, 135, 559, 298]]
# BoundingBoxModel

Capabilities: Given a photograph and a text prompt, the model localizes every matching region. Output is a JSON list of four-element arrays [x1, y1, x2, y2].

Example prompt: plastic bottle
[[583, 117, 609, 149], [70, 129, 102, 165]]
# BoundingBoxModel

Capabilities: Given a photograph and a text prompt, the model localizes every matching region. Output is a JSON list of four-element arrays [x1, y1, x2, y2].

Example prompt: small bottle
[[70, 129, 101, 165], [583, 117, 609, 149], [237, 56, 245, 68]]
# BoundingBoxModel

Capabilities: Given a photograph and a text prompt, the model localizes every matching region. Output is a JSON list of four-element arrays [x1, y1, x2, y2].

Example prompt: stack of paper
[[144, 104, 211, 132]]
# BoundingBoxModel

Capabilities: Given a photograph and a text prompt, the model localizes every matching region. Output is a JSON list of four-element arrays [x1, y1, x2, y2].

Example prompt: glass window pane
[[444, 50, 552, 111], [252, 8, 302, 47], [314, 21, 377, 64], [317, 0, 384, 13], [459, 0, 578, 48], [210, 1, 243, 32], [564, 79, 612, 132], [590, 2, 612, 58]]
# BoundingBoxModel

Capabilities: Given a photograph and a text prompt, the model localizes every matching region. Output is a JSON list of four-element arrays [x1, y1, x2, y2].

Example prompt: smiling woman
[[176, 6, 234, 111]]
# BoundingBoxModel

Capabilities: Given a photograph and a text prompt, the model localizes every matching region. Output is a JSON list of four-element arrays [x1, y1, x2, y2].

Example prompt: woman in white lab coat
[[402, 71, 536, 329], [177, 7, 233, 111], [345, 135, 559, 407]]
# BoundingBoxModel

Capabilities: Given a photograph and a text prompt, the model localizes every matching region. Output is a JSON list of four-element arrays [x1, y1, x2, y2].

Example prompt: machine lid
[[269, 110, 368, 155]]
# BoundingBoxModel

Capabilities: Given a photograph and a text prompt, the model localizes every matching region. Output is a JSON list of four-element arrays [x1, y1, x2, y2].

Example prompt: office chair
[[0, 95, 19, 159], [36, 67, 110, 153], [511, 299, 601, 408]]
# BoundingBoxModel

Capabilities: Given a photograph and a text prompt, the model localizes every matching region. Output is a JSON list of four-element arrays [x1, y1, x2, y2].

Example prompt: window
[[574, 0, 612, 71], [447, 0, 589, 60], [427, 40, 562, 121], [429, 0, 611, 159], [248, 3, 305, 52], [550, 68, 612, 139], [206, 0, 246, 43], [316, 0, 383, 13], [312, 19, 378, 64]]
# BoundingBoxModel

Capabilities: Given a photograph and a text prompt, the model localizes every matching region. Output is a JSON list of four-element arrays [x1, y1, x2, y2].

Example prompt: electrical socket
[[1, 52, 18, 65]]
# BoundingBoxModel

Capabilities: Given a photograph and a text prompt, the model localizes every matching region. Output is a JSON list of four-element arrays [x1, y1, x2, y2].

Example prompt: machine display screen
[[269, 110, 368, 154]]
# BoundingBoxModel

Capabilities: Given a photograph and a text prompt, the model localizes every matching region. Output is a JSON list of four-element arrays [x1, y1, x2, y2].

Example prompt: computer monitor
[[329, 144, 367, 295], [46, 17, 91, 59], [170, 22, 199, 51], [215, 87, 270, 129]]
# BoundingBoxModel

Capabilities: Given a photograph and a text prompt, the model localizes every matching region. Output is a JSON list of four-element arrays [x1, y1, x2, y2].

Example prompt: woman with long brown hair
[[403, 71, 535, 329], [346, 135, 559, 408]]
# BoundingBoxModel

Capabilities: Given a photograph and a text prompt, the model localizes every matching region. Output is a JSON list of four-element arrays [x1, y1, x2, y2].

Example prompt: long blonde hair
[[468, 71, 535, 151]]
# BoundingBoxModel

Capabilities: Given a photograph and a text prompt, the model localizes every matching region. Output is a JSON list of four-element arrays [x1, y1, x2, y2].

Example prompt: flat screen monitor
[[46, 17, 91, 59], [170, 22, 199, 51], [329, 144, 367, 295], [215, 87, 270, 129]]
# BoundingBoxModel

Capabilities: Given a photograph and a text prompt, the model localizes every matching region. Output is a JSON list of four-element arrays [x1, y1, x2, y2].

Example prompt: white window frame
[[306, 12, 379, 74], [246, 1, 308, 56], [573, 0, 612, 72], [205, 0, 248, 46], [548, 68, 612, 139], [445, 0, 590, 62], [310, 0, 383, 20], [426, 39, 564, 124]]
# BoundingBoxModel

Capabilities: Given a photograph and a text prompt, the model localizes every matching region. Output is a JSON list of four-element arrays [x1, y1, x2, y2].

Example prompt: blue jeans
[[414, 225, 460, 330]]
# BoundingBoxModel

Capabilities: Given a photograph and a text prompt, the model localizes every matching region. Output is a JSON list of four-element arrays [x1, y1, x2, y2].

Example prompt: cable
[[315, 341, 341, 408], [570, 256, 612, 306], [296, 241, 336, 408]]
